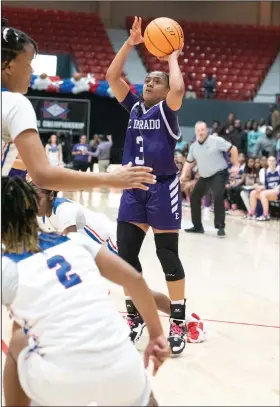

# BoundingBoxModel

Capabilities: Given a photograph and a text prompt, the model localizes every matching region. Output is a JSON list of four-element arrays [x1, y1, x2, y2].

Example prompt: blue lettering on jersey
[[265, 170, 280, 190], [121, 92, 181, 176], [53, 197, 72, 215]]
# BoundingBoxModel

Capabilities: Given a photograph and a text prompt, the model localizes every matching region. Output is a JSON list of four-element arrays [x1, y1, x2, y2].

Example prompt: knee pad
[[154, 233, 185, 282], [117, 222, 145, 273]]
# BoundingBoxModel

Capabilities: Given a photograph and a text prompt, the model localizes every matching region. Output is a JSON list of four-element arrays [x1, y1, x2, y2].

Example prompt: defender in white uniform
[[36, 189, 118, 254], [2, 177, 169, 407]]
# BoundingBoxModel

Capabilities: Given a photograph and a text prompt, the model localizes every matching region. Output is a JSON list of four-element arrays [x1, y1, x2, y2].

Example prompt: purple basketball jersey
[[265, 169, 280, 190], [121, 92, 180, 176]]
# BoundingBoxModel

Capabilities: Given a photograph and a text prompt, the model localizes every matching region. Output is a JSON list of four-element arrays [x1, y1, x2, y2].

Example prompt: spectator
[[174, 151, 185, 175], [72, 135, 91, 172], [175, 136, 188, 152], [258, 118, 267, 134], [222, 123, 234, 142], [229, 119, 247, 154], [247, 155, 280, 220], [240, 157, 259, 213], [45, 134, 63, 167], [88, 134, 100, 172], [220, 113, 235, 135], [254, 127, 276, 157], [225, 153, 245, 212], [268, 104, 280, 129], [238, 152, 246, 171], [185, 73, 197, 99], [260, 155, 268, 169], [210, 120, 221, 136], [89, 134, 113, 173], [276, 129, 280, 165], [247, 120, 263, 157], [244, 120, 253, 133], [203, 73, 216, 99]]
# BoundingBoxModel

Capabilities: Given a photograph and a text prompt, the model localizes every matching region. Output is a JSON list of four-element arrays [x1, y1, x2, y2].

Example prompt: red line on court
[[2, 339, 8, 355], [120, 311, 280, 329], [2, 314, 279, 356]]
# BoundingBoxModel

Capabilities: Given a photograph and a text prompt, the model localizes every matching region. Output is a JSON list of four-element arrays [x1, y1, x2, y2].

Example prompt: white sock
[[125, 296, 132, 300]]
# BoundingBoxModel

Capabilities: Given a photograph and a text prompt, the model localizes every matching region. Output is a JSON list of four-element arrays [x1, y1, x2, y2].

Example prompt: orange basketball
[[144, 17, 184, 58]]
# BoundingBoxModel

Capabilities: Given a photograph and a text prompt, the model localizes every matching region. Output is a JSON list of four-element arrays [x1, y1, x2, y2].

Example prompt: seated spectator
[[260, 155, 268, 169], [175, 136, 188, 153], [181, 167, 200, 206], [247, 120, 263, 157], [185, 73, 197, 99], [276, 129, 280, 165], [174, 151, 185, 174], [210, 120, 221, 136], [247, 156, 280, 221], [254, 127, 276, 157], [229, 119, 247, 154], [225, 154, 245, 212], [238, 152, 246, 171], [203, 73, 216, 99], [240, 158, 260, 213]]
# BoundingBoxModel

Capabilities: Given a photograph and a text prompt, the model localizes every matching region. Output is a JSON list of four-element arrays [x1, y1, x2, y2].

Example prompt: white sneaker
[[256, 215, 270, 221]]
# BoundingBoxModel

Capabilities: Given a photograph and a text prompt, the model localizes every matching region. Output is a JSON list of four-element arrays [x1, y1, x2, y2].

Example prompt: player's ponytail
[[1, 17, 38, 69], [2, 176, 39, 253]]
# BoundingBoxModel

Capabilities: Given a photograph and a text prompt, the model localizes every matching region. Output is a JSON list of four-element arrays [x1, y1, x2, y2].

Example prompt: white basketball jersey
[[38, 197, 118, 253], [2, 232, 129, 367], [2, 91, 38, 176]]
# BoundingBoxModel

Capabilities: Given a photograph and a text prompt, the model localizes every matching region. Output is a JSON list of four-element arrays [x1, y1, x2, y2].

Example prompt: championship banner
[[28, 96, 90, 137]]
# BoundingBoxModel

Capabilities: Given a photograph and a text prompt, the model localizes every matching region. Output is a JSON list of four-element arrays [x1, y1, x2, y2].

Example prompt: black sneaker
[[217, 228, 226, 238], [126, 313, 146, 343], [168, 319, 187, 355], [184, 226, 204, 234]]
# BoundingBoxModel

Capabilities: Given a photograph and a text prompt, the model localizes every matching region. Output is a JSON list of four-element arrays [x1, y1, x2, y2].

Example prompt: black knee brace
[[117, 221, 146, 273], [154, 233, 185, 282]]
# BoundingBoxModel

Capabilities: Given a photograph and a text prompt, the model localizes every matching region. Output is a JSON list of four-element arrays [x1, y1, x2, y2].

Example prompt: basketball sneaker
[[126, 313, 146, 343], [256, 215, 271, 221], [186, 313, 206, 343], [168, 319, 187, 355]]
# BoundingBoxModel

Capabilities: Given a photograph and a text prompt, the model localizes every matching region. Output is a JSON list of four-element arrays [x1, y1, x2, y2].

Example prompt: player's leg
[[257, 189, 278, 220], [152, 228, 187, 354], [3, 329, 30, 407], [147, 392, 158, 406], [248, 189, 261, 218], [185, 177, 208, 232]]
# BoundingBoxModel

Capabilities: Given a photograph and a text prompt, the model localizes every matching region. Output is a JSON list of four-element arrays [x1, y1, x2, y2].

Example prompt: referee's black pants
[[191, 169, 228, 229]]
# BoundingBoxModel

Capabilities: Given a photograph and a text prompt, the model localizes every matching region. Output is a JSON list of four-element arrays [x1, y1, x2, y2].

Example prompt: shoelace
[[170, 323, 183, 336]]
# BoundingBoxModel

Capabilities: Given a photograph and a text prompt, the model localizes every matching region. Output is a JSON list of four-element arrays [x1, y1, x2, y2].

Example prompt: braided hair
[[1, 17, 38, 70], [136, 71, 170, 117], [2, 176, 39, 254]]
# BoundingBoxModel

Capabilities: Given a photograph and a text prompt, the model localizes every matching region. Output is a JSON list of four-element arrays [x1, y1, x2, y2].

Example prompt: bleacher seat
[[127, 16, 280, 101], [3, 6, 118, 81]]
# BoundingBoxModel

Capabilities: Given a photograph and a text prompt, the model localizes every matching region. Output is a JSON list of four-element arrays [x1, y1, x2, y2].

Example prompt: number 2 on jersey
[[47, 255, 82, 289], [135, 136, 144, 165]]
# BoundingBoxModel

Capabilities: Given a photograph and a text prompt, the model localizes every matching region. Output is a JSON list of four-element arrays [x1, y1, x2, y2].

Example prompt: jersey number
[[47, 255, 82, 289], [135, 136, 144, 165]]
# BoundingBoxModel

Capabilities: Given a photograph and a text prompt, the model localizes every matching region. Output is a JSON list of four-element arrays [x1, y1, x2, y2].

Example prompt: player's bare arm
[[106, 17, 144, 103], [15, 130, 156, 191], [159, 49, 185, 111]]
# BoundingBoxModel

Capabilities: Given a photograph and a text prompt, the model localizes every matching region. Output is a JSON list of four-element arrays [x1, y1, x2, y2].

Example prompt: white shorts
[[18, 339, 151, 406]]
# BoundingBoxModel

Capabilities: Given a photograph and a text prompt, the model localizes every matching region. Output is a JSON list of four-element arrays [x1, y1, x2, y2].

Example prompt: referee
[[181, 121, 239, 237]]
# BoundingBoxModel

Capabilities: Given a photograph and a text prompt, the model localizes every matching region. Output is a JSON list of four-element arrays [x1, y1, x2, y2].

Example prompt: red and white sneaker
[[186, 313, 206, 343]]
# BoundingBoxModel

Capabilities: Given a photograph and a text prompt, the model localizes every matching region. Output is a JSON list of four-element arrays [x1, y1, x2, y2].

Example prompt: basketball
[[144, 17, 184, 58]]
